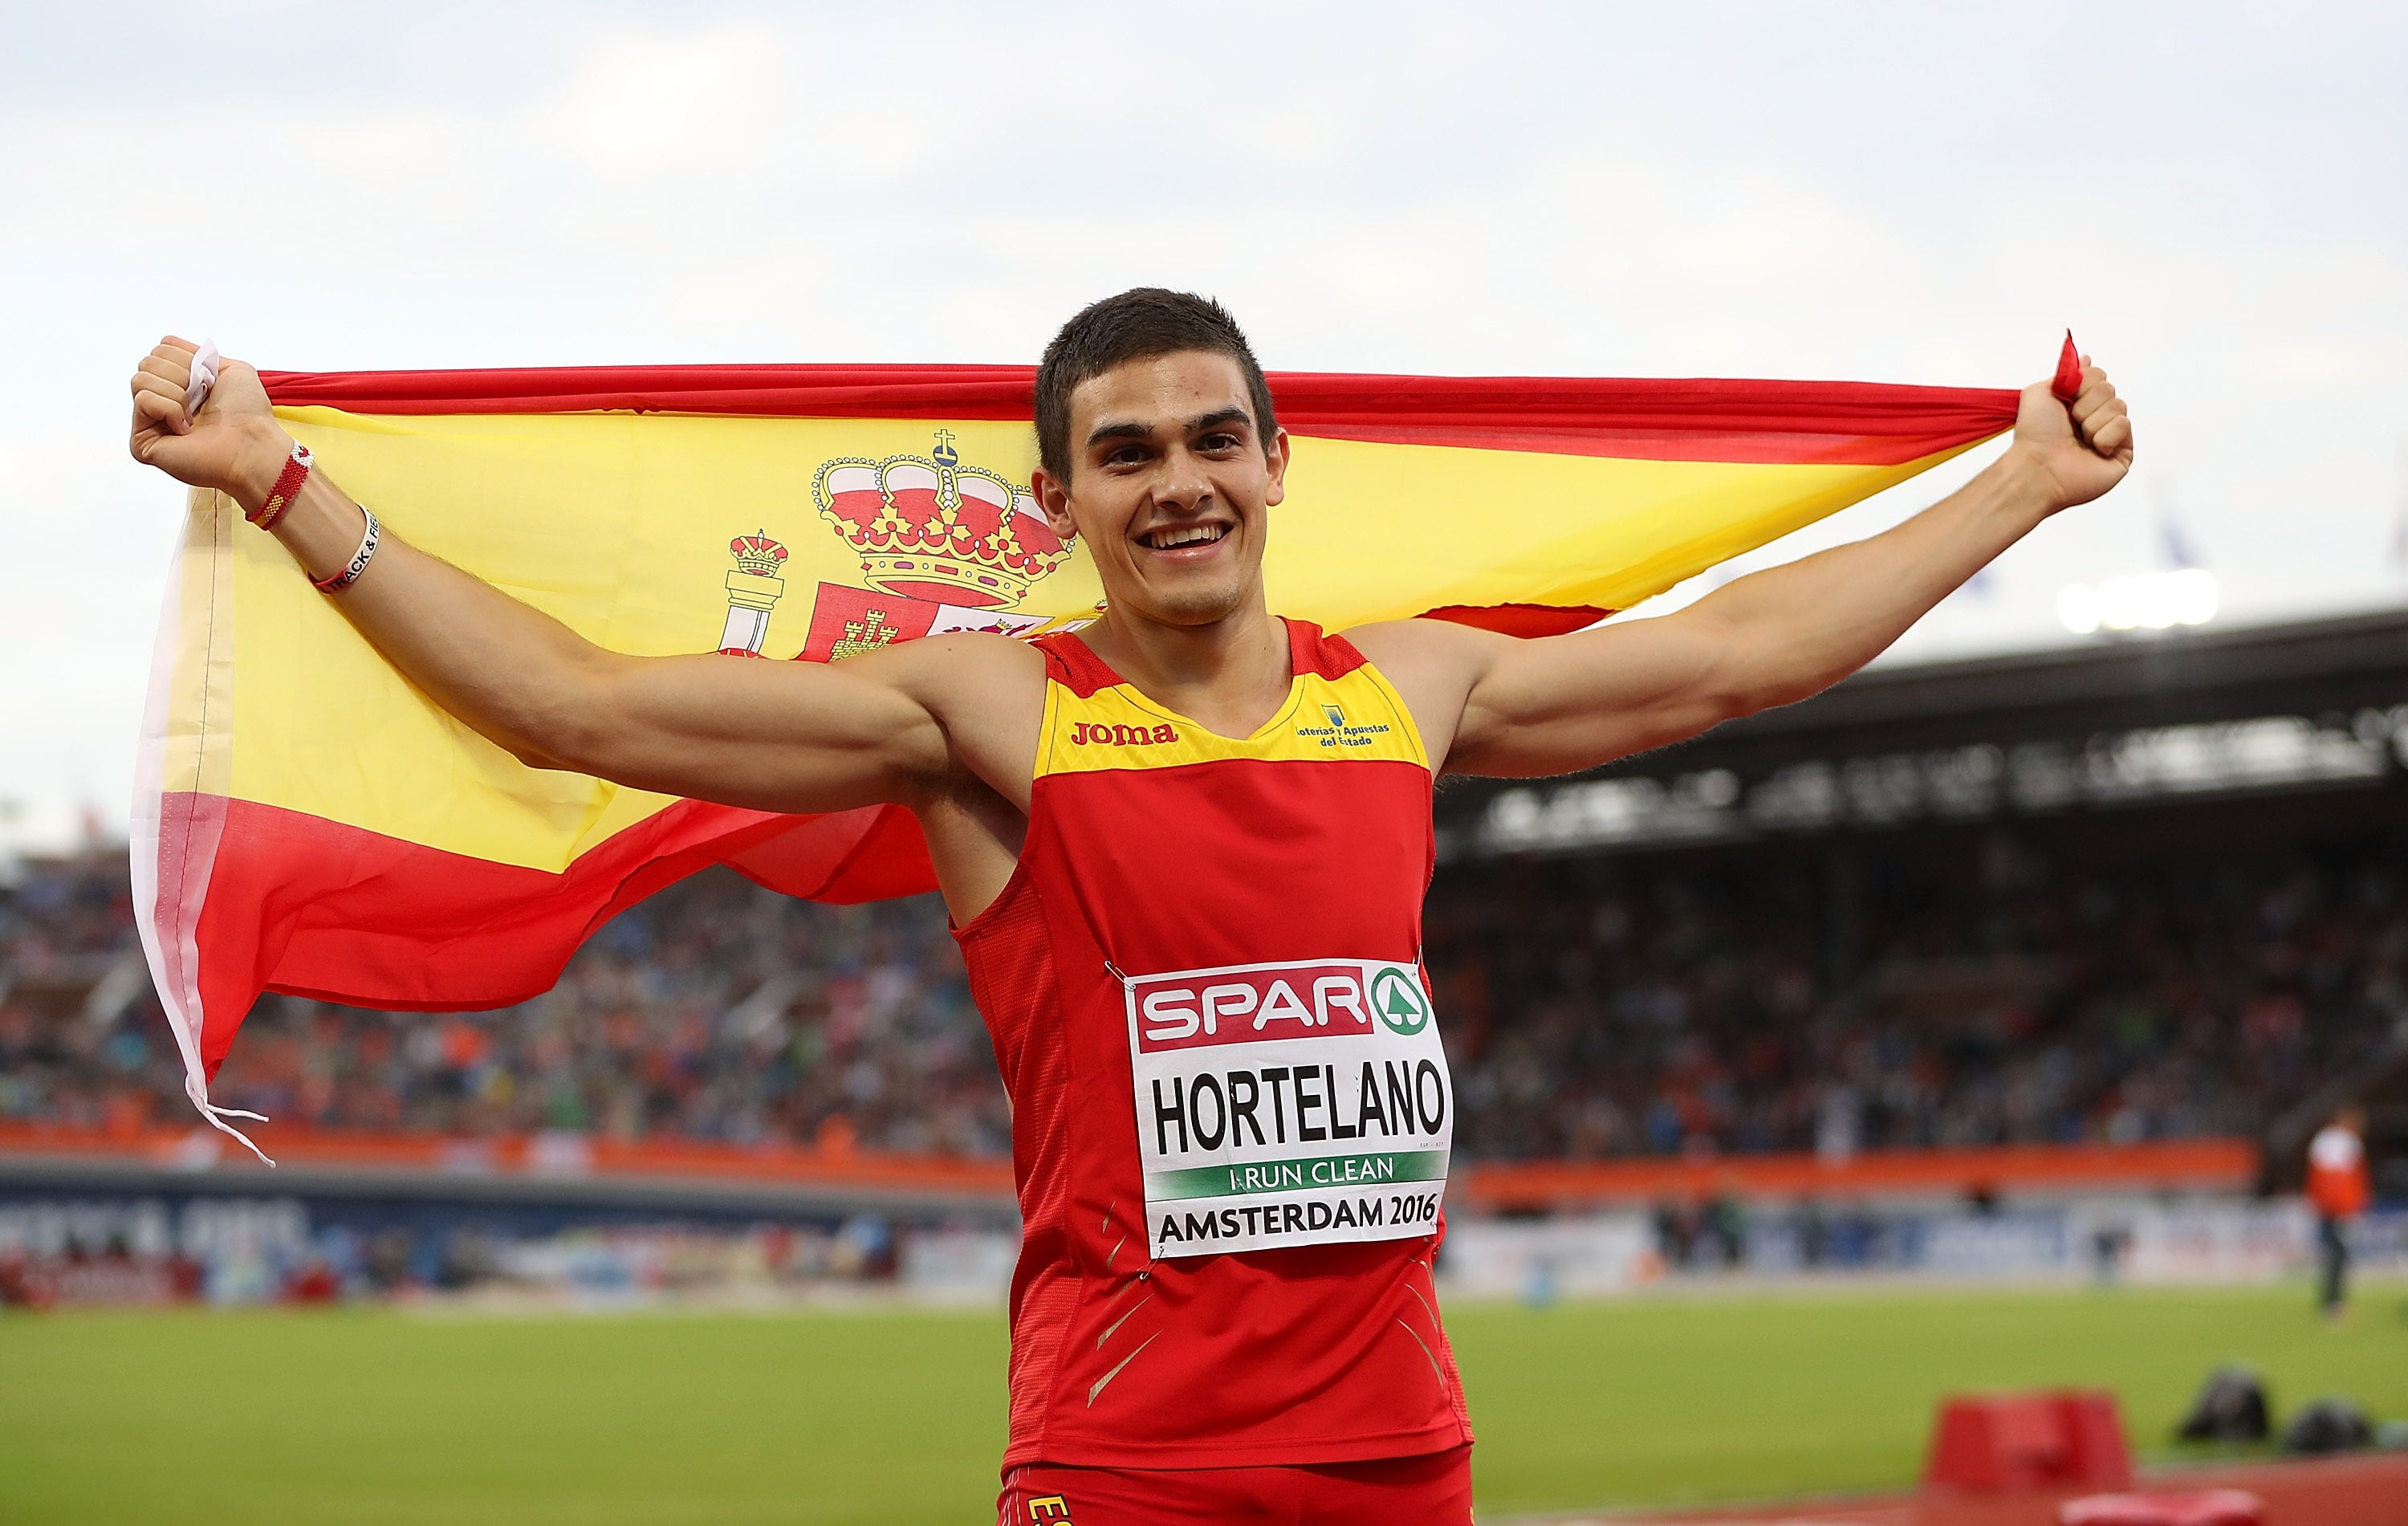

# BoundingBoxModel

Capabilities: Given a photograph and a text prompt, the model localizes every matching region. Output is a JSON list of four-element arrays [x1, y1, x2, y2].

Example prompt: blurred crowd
[[1429, 832, 2407, 1159], [0, 860, 1006, 1155], [3, 829, 2402, 1162]]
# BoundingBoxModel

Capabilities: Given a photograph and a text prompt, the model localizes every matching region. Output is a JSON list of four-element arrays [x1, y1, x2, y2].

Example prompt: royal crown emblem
[[717, 531, 790, 656], [730, 531, 789, 578], [812, 429, 1072, 609]]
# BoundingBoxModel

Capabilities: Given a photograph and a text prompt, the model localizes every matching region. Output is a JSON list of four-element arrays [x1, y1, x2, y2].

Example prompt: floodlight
[[2057, 570, 2216, 636]]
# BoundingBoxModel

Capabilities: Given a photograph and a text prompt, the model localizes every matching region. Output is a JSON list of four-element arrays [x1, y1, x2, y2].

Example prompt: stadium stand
[[1429, 820, 2405, 1162], [2, 833, 2398, 1175], [2, 612, 2405, 1191]]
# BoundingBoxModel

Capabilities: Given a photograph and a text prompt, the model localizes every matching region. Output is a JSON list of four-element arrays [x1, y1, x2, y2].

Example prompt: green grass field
[[2, 1284, 2401, 1524]]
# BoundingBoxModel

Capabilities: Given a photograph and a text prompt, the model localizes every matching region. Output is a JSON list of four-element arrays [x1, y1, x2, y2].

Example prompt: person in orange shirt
[[2306, 1105, 2373, 1322]]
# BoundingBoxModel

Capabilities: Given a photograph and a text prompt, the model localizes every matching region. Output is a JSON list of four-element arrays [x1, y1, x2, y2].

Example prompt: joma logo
[[1072, 721, 1179, 747]]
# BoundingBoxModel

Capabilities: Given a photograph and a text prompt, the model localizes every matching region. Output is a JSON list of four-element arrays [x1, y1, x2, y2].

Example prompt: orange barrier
[[0, 1121, 2255, 1207], [0, 1119, 1016, 1197], [1458, 1138, 2260, 1211]]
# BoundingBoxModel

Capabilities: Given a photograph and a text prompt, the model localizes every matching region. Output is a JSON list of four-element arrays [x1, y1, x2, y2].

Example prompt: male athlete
[[128, 290, 2130, 1523]]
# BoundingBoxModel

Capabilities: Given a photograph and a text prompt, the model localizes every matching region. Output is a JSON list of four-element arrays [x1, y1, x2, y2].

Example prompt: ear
[[1033, 466, 1078, 543], [1261, 427, 1291, 509]]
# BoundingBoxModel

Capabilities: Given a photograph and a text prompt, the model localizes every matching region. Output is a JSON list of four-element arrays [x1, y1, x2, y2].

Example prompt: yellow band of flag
[[131, 361, 2016, 1152]]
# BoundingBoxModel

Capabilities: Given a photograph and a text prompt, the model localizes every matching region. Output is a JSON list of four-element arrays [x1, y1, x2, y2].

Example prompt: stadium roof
[[1439, 608, 2408, 859]]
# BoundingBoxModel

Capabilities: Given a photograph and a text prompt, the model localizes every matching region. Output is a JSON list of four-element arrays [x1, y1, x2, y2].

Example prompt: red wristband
[[250, 441, 313, 529]]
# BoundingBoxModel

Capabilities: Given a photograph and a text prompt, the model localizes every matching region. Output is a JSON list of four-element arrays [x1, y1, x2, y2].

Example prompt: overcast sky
[[2, 1, 2402, 851]]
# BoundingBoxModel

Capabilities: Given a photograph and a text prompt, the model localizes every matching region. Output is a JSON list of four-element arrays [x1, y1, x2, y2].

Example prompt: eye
[[1199, 432, 1241, 453]]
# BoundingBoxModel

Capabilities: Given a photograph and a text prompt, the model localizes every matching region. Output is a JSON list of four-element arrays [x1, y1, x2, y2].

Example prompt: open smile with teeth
[[1139, 523, 1230, 551]]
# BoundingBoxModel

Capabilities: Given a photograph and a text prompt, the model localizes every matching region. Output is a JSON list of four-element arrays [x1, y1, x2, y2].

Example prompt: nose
[[1151, 446, 1214, 515]]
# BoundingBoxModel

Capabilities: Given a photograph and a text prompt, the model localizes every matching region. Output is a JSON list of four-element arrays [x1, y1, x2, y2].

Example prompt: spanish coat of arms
[[714, 429, 1084, 663]]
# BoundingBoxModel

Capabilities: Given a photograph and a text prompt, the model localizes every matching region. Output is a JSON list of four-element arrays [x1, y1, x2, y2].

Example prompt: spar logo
[[1129, 960, 1397, 1053], [1370, 967, 1431, 1036]]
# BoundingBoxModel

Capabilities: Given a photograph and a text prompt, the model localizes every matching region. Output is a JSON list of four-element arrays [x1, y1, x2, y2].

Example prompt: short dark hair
[[1034, 288, 1278, 480]]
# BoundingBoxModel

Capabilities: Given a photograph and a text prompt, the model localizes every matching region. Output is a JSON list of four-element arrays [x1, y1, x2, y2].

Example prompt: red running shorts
[[999, 1446, 1474, 1525]]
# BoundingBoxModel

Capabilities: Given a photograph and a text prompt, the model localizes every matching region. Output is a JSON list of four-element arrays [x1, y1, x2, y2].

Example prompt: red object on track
[[2052, 331, 2085, 401], [2058, 1488, 2265, 1526], [1925, 1390, 2133, 1491]]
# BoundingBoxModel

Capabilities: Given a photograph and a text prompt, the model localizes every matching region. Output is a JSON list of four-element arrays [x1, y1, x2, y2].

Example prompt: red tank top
[[954, 619, 1473, 1471]]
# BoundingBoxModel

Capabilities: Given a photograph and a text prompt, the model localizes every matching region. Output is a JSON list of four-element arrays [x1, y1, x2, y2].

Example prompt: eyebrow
[[1084, 406, 1255, 450]]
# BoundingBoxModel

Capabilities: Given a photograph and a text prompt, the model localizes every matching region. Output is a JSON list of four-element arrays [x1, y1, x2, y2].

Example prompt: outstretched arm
[[1357, 362, 2133, 778], [128, 339, 1020, 813]]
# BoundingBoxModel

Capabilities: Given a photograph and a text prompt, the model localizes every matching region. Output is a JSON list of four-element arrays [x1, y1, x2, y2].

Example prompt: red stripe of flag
[[258, 364, 2017, 467], [178, 793, 931, 1076]]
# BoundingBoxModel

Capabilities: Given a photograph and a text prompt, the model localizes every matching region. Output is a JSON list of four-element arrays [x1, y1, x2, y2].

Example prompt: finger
[[132, 385, 185, 422], [2073, 384, 2118, 426], [2073, 383, 2123, 418], [2076, 389, 2129, 447], [158, 336, 200, 356], [2088, 413, 2133, 457], [132, 374, 191, 419], [132, 381, 191, 436], [2074, 395, 2126, 441], [140, 352, 192, 390]]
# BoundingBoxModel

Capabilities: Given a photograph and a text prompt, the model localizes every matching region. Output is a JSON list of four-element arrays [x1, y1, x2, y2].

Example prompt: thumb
[[195, 355, 275, 422]]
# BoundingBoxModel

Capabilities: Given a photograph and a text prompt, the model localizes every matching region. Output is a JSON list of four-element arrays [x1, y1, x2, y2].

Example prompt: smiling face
[[1032, 349, 1289, 630]]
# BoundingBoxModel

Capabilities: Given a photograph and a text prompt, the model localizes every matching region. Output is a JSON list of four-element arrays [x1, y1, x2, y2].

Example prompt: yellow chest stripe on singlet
[[1038, 663, 1429, 777]]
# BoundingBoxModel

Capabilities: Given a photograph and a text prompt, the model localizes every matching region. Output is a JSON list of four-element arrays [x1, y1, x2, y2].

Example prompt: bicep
[[570, 648, 952, 813], [1446, 609, 1744, 778]]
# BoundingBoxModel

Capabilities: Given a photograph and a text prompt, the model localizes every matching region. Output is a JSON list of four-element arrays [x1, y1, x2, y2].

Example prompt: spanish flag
[[136, 364, 2017, 1152]]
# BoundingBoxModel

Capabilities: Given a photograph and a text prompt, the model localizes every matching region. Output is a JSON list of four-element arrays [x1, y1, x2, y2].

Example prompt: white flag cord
[[185, 340, 220, 421]]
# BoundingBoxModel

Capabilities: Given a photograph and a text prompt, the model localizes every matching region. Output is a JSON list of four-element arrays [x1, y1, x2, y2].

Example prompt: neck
[[1078, 596, 1292, 735]]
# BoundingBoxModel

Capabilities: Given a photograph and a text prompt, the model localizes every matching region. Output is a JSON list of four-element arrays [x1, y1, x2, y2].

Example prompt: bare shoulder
[[1339, 618, 1507, 771], [848, 629, 1046, 702], [1343, 617, 1504, 674], [833, 630, 1048, 804]]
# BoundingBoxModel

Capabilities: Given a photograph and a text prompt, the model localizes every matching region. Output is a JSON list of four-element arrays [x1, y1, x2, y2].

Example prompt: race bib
[[1125, 958, 1453, 1259]]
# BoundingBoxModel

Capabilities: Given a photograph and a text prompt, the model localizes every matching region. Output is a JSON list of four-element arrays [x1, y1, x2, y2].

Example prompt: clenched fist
[[2009, 356, 2133, 513], [128, 337, 292, 511]]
